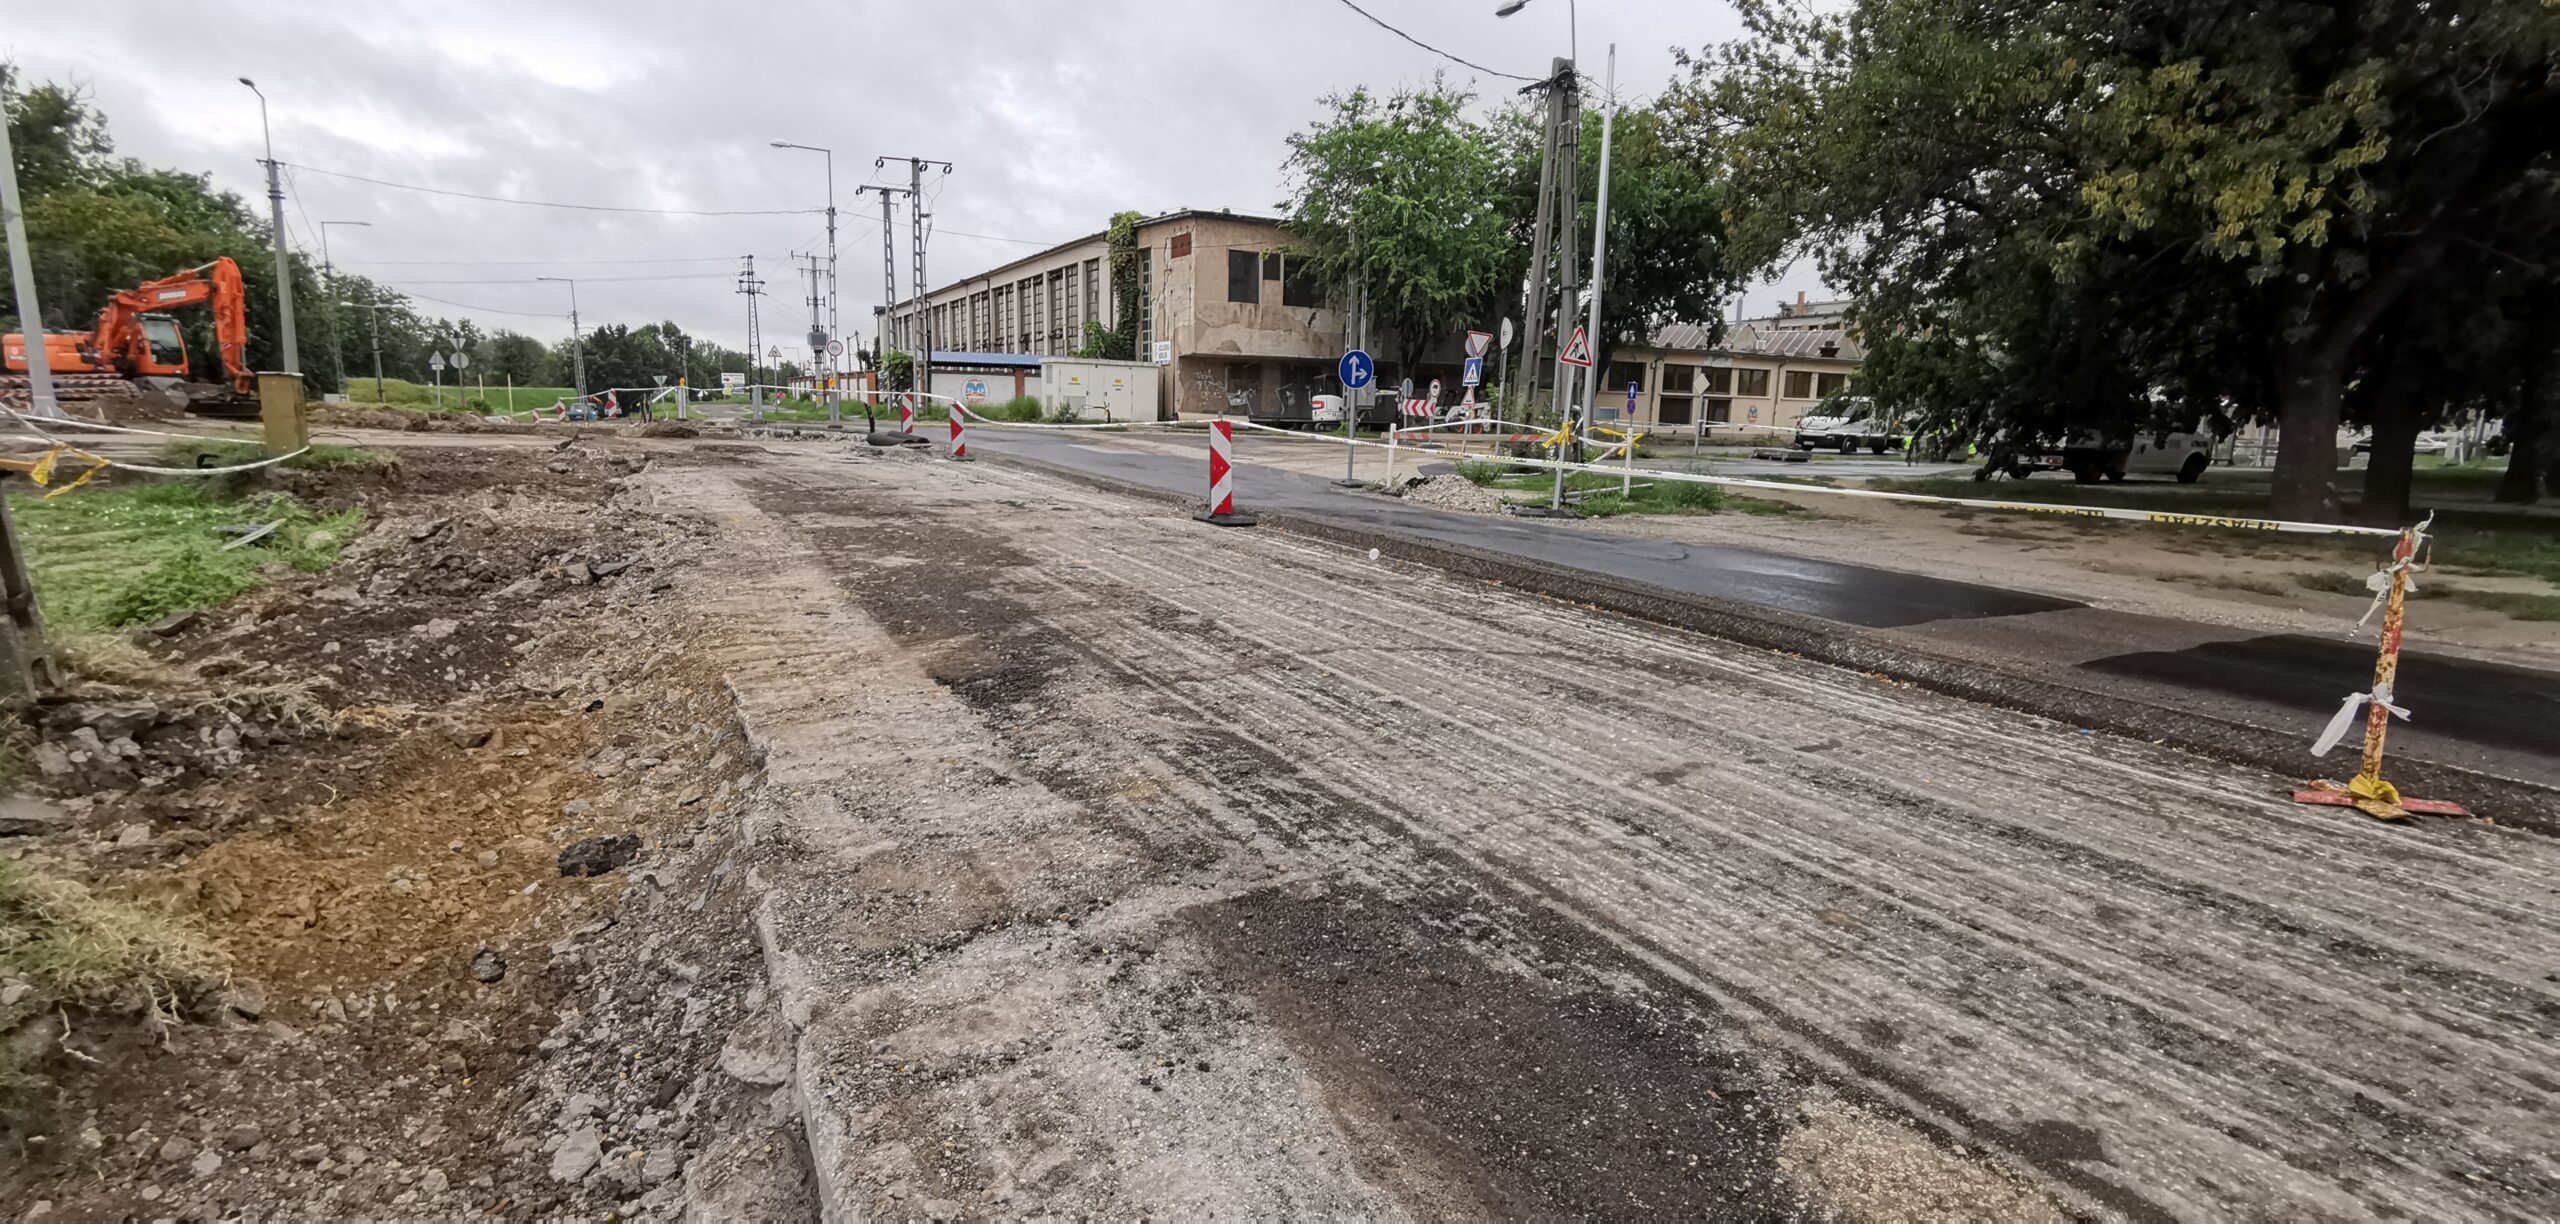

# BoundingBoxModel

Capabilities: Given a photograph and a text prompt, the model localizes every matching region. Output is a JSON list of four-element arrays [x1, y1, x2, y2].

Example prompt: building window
[[1261, 251, 1282, 281], [1281, 257, 1317, 308], [1659, 364, 1695, 425], [1228, 250, 1261, 305], [1064, 265, 1080, 336], [1170, 232, 1192, 258], [1735, 368, 1769, 397], [1783, 370, 1816, 399], [1817, 371, 1850, 398], [1702, 366, 1733, 395], [1605, 361, 1644, 399], [1706, 398, 1732, 423], [1085, 258, 1102, 329]]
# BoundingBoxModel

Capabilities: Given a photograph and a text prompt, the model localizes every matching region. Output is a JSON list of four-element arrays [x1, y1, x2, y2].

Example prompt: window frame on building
[[1227, 249, 1262, 305], [1816, 371, 1850, 399], [1658, 364, 1696, 426], [1735, 368, 1770, 398], [1783, 369, 1817, 400]]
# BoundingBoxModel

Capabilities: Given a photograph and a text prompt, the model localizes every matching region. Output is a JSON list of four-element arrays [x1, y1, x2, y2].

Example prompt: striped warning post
[[1193, 418, 1255, 527], [948, 405, 969, 459], [900, 395, 915, 432]]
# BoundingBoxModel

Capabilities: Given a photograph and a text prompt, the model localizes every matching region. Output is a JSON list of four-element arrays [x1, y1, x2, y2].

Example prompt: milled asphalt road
[[968, 428, 2560, 789]]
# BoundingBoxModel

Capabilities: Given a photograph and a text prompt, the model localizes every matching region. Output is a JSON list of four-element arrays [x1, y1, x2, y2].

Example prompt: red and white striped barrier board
[[1401, 398, 1432, 417], [900, 395, 915, 432], [1193, 418, 1255, 526], [949, 406, 968, 458]]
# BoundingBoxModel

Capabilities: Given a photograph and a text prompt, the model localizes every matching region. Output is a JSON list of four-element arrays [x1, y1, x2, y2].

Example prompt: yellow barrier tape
[[26, 443, 111, 499]]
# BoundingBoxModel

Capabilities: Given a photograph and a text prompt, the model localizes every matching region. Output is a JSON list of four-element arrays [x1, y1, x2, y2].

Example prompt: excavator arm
[[91, 258, 254, 395]]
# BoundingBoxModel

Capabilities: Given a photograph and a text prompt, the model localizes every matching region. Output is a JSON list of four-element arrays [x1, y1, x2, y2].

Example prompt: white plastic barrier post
[[901, 395, 916, 433], [1193, 419, 1255, 527], [949, 406, 969, 459]]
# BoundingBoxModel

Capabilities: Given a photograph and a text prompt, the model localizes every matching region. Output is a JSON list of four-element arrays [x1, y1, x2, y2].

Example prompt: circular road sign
[[827, 338, 845, 357], [449, 349, 470, 370], [1337, 350, 1374, 391]]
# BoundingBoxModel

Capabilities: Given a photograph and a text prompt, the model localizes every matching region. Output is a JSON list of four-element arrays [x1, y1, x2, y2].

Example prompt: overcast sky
[[8, 0, 1825, 357]]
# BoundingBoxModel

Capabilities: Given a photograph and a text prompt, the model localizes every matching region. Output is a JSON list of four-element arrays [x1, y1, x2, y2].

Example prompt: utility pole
[[1512, 58, 1572, 420], [855, 185, 904, 400], [1578, 47, 1619, 438], [736, 255, 766, 416], [1550, 68, 1583, 434], [338, 299, 387, 402], [0, 80, 65, 420], [239, 79, 300, 375], [537, 276, 583, 398], [877, 157, 951, 402]]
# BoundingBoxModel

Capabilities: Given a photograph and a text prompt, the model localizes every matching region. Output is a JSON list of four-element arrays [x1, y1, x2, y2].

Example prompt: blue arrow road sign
[[1462, 355, 1484, 387], [1627, 381, 1640, 410], [1338, 350, 1374, 390]]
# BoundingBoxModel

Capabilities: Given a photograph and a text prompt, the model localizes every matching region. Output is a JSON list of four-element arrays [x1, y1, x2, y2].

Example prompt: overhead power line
[[376, 272, 735, 286], [1327, 0, 1538, 82], [284, 162, 824, 217], [394, 290, 572, 319], [338, 256, 738, 268]]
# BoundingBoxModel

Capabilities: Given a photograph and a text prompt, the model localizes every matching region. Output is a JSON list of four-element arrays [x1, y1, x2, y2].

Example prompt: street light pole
[[0, 78, 65, 420], [1578, 46, 1619, 438], [238, 78, 299, 375], [771, 141, 840, 418], [537, 276, 584, 397], [316, 219, 369, 280], [338, 300, 387, 402]]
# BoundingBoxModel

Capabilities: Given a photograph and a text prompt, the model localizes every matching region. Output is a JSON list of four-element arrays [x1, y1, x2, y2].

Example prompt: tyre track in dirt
[[712, 444, 2560, 1220]]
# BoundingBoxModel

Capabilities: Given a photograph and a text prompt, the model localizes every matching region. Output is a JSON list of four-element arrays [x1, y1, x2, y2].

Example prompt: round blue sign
[[1337, 350, 1375, 390]]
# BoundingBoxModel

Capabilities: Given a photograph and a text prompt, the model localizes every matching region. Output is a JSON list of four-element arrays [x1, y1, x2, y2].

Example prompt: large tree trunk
[[2359, 394, 2421, 526], [2269, 349, 2347, 522], [2499, 409, 2546, 504]]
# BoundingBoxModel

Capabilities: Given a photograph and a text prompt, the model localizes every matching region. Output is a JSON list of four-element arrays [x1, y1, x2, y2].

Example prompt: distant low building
[[880, 209, 1349, 419], [1602, 322, 1863, 434]]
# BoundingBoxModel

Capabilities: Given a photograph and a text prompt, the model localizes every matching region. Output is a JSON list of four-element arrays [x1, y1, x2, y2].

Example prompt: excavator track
[[0, 375, 258, 420]]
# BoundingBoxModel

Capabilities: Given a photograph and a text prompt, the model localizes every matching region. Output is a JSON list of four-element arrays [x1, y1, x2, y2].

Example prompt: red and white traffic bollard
[[1193, 419, 1256, 526], [900, 395, 915, 433], [948, 404, 969, 459]]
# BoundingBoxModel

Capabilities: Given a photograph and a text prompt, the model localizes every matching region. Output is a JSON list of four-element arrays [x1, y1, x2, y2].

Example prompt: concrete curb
[[983, 449, 2560, 835]]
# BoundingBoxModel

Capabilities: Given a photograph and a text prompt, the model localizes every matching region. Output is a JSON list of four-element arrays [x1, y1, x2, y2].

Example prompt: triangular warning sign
[[1559, 326, 1593, 368]]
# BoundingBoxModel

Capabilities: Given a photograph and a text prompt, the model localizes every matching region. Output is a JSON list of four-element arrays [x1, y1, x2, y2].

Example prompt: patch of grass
[[1730, 495, 1817, 517], [150, 439, 387, 472], [1454, 459, 1506, 487], [1, 858, 228, 1112], [1492, 471, 1727, 517], [2203, 575, 2290, 596], [336, 377, 575, 412], [11, 483, 363, 633], [2294, 571, 2372, 597], [2442, 587, 2560, 621], [978, 395, 1045, 423]]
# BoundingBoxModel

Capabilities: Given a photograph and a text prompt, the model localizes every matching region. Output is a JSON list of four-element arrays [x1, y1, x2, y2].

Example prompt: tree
[[1074, 210, 1143, 360], [1684, 0, 2560, 521], [1281, 77, 1516, 371]]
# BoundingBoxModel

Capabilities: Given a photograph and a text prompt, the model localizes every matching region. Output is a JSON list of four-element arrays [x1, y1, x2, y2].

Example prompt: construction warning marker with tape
[[1193, 419, 1255, 527], [2294, 514, 2469, 821]]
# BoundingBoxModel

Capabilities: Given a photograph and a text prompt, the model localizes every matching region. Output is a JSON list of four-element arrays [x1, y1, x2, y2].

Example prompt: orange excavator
[[3, 257, 258, 415]]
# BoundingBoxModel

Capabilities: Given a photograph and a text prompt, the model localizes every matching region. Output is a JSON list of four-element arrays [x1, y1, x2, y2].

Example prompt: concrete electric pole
[[876, 157, 952, 402], [0, 78, 65, 420], [238, 78, 300, 375]]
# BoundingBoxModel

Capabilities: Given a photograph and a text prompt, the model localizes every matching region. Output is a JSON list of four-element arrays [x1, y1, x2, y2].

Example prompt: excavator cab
[[136, 314, 190, 376]]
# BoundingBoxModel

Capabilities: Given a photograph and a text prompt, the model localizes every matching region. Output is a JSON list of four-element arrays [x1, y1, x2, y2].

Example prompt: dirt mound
[[1396, 472, 1508, 514], [637, 421, 698, 439], [310, 406, 536, 435]]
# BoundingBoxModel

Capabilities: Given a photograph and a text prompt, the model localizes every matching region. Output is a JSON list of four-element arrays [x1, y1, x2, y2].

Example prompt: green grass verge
[[2442, 588, 2560, 621], [1, 856, 227, 1115], [335, 377, 576, 413], [11, 483, 363, 633], [1489, 471, 1726, 517], [150, 440, 388, 472]]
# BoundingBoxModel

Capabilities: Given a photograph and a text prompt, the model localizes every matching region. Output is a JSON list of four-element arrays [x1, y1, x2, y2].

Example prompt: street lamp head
[[770, 140, 791, 148], [238, 77, 257, 88], [1494, 0, 1529, 15]]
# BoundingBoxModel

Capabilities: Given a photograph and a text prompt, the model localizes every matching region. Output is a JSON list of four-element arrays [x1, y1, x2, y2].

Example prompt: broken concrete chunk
[[469, 947, 507, 984], [557, 833, 642, 878]]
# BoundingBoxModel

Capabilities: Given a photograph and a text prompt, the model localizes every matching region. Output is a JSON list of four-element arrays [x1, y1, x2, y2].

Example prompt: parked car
[[2052, 429, 2216, 483], [1794, 399, 1911, 454]]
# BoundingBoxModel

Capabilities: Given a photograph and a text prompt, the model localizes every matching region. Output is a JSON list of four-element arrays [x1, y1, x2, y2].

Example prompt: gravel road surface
[[646, 440, 2560, 1219]]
